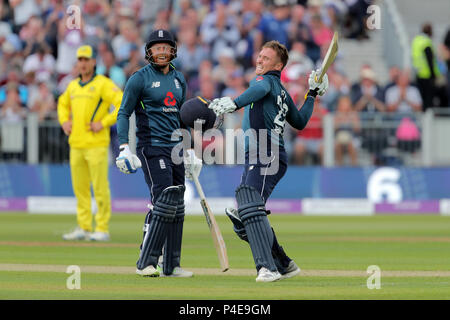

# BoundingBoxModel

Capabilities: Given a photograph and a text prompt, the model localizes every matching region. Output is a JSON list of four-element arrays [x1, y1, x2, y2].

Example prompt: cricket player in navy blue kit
[[209, 40, 329, 282], [116, 29, 199, 278]]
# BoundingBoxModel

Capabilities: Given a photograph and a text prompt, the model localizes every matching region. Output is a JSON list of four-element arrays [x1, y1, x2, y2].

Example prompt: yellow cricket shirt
[[58, 74, 123, 148]]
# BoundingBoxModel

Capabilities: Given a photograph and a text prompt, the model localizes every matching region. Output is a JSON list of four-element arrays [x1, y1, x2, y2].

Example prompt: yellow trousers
[[70, 147, 111, 233]]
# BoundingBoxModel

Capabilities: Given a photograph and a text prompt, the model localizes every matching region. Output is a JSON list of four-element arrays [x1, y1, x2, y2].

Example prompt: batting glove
[[308, 69, 329, 96], [208, 97, 237, 116], [116, 144, 142, 174], [184, 149, 202, 180]]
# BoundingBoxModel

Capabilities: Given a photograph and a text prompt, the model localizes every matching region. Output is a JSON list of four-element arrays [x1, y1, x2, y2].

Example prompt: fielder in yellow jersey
[[58, 45, 123, 241]]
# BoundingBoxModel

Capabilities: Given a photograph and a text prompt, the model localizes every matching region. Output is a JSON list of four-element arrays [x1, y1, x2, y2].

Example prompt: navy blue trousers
[[240, 150, 288, 202], [137, 146, 185, 205]]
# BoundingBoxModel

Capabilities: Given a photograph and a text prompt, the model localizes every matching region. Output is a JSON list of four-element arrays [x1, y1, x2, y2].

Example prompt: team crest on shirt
[[89, 86, 95, 92], [174, 79, 180, 89], [256, 76, 264, 81]]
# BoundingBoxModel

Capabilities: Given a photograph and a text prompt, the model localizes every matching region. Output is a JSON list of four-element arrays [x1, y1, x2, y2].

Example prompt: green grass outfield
[[1, 212, 450, 300]]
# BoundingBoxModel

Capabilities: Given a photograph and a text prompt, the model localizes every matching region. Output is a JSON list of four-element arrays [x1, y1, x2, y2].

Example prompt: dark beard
[[151, 61, 170, 70]]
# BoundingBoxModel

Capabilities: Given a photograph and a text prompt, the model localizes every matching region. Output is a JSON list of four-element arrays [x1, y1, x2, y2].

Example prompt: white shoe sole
[[159, 266, 193, 278], [256, 273, 282, 282], [136, 266, 160, 277], [256, 276, 281, 282]]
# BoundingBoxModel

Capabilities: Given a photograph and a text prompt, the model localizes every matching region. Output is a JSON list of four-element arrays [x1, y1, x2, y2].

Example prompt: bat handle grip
[[316, 71, 324, 83]]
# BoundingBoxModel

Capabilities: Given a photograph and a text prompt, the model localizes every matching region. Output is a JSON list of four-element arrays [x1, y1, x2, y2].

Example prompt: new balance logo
[[151, 82, 160, 88]]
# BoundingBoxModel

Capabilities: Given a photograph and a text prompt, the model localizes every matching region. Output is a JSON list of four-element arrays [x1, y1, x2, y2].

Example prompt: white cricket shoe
[[160, 266, 194, 278], [280, 261, 301, 280], [62, 227, 90, 241], [89, 231, 110, 242], [256, 267, 281, 282], [136, 265, 160, 277]]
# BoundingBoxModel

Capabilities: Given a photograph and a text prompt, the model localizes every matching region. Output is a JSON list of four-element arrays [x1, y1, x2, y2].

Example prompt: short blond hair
[[262, 40, 289, 69]]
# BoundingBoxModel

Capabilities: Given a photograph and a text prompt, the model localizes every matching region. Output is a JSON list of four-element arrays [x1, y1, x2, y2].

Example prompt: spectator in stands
[[351, 66, 388, 163], [82, 0, 109, 48], [396, 116, 421, 153], [139, 0, 171, 40], [334, 95, 360, 166], [0, 69, 28, 106], [0, 39, 23, 76], [176, 4, 201, 35], [288, 3, 321, 63], [255, 0, 292, 49], [234, 0, 263, 69], [304, 0, 333, 28], [0, 82, 26, 122], [197, 76, 218, 102], [0, 1, 13, 24], [292, 97, 327, 165], [152, 8, 171, 32], [28, 80, 56, 122], [97, 49, 126, 89], [176, 28, 208, 85], [212, 47, 241, 95], [352, 66, 386, 113], [283, 41, 314, 83], [188, 59, 213, 98], [383, 65, 401, 99], [0, 16, 22, 53], [170, 0, 195, 31], [55, 11, 83, 79], [10, 0, 41, 33], [42, 0, 66, 56], [122, 43, 146, 79], [0, 81, 26, 160], [200, 1, 240, 63], [19, 15, 48, 58], [57, 65, 78, 95], [320, 69, 350, 112], [23, 42, 56, 83], [411, 23, 442, 110], [385, 70, 422, 116], [341, 0, 370, 40], [222, 69, 247, 99], [323, 0, 348, 30], [112, 19, 142, 67], [309, 13, 333, 49]]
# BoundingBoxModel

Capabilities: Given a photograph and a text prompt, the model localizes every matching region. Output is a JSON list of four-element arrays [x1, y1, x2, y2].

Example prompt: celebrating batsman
[[116, 29, 201, 278], [209, 40, 329, 282]]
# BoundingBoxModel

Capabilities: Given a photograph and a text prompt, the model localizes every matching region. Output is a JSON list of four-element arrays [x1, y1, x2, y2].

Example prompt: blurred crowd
[[0, 0, 449, 166]]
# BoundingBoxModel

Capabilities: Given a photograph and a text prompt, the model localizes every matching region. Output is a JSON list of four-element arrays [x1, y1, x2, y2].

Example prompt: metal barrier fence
[[332, 112, 423, 167], [0, 112, 69, 164], [0, 110, 449, 166]]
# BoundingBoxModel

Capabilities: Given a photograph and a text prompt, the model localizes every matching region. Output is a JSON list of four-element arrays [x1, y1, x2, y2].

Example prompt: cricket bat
[[192, 175, 229, 272], [317, 31, 339, 83]]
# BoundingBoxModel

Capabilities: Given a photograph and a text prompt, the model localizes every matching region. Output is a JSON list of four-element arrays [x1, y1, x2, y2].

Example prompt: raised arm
[[287, 70, 329, 130]]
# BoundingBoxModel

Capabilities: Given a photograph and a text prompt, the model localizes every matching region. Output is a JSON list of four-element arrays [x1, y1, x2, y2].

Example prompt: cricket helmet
[[145, 29, 177, 63], [180, 96, 223, 130]]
